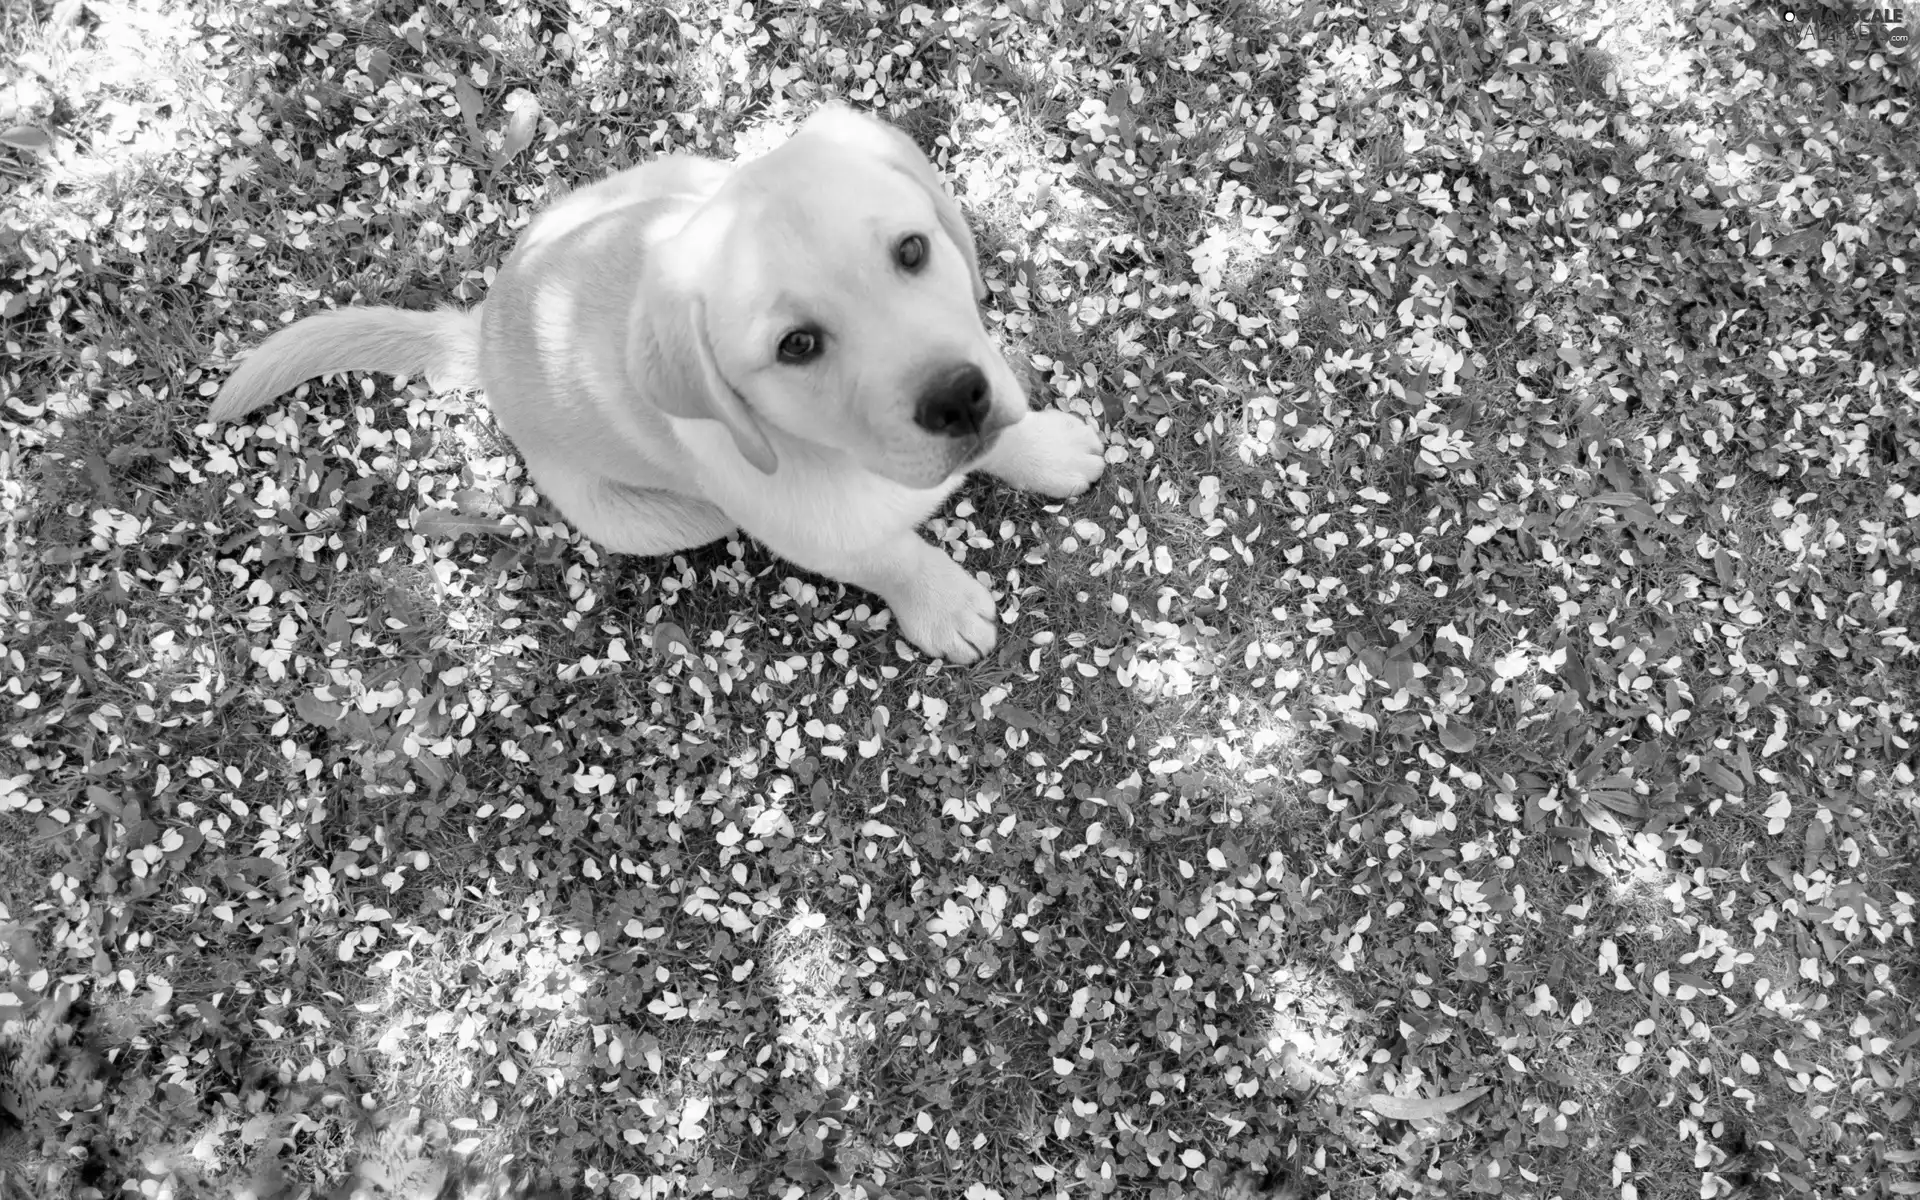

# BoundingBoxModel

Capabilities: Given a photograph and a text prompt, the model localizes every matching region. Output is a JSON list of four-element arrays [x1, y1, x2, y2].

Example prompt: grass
[[2, 0, 1918, 1197]]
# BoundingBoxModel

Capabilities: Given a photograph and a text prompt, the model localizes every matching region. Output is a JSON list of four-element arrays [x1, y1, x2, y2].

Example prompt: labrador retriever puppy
[[210, 103, 1104, 662]]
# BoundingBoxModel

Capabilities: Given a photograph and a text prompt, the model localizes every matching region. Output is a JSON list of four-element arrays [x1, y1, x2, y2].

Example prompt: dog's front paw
[[896, 569, 998, 664], [986, 409, 1106, 498]]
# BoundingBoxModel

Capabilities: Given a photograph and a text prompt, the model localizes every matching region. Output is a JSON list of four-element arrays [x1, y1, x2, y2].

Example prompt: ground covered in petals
[[2, 1, 1917, 1197]]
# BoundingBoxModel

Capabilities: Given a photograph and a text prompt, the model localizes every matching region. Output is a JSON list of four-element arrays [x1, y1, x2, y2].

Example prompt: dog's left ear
[[799, 103, 988, 304], [634, 286, 779, 476]]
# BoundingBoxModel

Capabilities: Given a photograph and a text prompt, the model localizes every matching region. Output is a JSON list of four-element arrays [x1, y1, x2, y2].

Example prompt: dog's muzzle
[[913, 363, 992, 438]]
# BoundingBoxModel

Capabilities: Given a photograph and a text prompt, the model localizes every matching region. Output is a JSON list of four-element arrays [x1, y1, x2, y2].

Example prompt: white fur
[[210, 307, 480, 421], [210, 105, 1104, 663]]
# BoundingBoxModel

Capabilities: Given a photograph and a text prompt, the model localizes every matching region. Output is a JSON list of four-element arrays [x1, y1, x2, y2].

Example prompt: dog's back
[[475, 156, 733, 498], [206, 155, 731, 429]]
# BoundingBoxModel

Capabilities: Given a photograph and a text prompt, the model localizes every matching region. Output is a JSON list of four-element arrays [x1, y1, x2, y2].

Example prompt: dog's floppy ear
[[636, 290, 779, 475], [799, 103, 988, 304]]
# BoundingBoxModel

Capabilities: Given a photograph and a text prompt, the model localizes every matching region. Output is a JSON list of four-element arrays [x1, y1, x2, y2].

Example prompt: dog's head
[[637, 104, 1025, 489]]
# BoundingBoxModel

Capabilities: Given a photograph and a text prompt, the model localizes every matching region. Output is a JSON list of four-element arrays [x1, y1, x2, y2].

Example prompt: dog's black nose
[[913, 364, 992, 437]]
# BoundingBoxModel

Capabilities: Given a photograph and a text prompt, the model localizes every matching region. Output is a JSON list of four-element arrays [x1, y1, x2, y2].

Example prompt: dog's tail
[[209, 305, 484, 422]]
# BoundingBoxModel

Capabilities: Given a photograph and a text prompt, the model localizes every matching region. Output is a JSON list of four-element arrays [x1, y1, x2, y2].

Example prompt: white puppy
[[211, 104, 1104, 662]]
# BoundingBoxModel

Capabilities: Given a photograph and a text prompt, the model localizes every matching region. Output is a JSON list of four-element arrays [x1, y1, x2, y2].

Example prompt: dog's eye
[[777, 328, 821, 363], [895, 233, 928, 272]]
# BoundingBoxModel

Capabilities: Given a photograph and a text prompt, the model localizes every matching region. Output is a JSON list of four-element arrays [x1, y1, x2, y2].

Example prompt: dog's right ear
[[634, 289, 779, 476]]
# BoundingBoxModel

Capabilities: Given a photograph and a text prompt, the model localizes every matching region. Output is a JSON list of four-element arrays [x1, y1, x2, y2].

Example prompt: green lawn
[[2, 0, 1917, 1197]]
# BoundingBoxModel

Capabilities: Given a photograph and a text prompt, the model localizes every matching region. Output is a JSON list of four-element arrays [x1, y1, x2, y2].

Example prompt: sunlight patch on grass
[[1263, 964, 1371, 1099], [1548, 0, 1700, 105], [766, 907, 864, 1088], [1224, 695, 1308, 793], [347, 917, 602, 1172], [947, 97, 1129, 287], [1, 0, 218, 210]]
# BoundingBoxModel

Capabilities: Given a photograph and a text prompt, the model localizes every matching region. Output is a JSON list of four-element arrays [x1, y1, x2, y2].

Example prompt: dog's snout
[[913, 364, 992, 438]]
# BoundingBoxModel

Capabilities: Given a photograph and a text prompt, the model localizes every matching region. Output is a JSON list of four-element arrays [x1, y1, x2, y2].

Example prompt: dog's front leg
[[790, 533, 999, 663], [979, 409, 1106, 498]]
